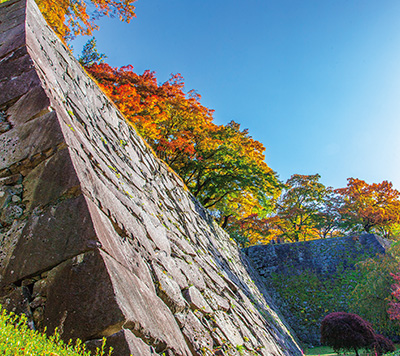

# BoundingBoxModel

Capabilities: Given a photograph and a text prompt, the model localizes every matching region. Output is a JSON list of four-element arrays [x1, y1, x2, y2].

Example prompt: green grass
[[304, 346, 337, 355], [305, 346, 400, 356], [0, 305, 112, 355]]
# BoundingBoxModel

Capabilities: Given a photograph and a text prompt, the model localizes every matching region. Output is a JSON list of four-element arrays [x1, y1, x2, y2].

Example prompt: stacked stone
[[0, 0, 301, 355], [245, 234, 388, 345]]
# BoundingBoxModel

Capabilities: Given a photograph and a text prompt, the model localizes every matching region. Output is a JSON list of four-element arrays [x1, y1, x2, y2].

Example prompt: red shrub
[[320, 312, 376, 356]]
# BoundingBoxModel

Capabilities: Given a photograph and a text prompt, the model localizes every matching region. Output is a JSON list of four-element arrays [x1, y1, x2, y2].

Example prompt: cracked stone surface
[[0, 0, 302, 355]]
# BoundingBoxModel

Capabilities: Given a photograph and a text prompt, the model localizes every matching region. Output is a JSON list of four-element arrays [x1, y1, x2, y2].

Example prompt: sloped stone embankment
[[0, 1, 301, 354]]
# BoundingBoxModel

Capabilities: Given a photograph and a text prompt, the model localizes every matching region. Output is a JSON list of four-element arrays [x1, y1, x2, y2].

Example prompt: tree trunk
[[221, 215, 231, 229]]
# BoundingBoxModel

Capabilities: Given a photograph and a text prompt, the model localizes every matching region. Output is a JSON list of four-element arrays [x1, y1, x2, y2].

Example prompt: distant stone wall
[[0, 0, 302, 355], [245, 234, 387, 278], [245, 235, 389, 345]]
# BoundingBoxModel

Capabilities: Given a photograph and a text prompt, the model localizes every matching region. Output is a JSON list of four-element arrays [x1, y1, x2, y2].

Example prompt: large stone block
[[0, 68, 40, 106], [85, 329, 157, 356], [23, 148, 80, 211], [6, 86, 51, 127], [1, 195, 97, 284], [42, 251, 126, 340], [0, 111, 64, 172]]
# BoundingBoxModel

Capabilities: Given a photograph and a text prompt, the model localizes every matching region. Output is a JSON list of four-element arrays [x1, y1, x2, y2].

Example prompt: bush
[[0, 305, 112, 355], [320, 312, 376, 356]]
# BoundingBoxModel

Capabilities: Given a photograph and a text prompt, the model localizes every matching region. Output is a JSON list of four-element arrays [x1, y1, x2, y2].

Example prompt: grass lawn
[[304, 346, 336, 355], [304, 346, 378, 356]]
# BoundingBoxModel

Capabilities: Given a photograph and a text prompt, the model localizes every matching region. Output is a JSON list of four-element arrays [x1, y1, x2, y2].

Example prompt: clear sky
[[73, 0, 400, 190]]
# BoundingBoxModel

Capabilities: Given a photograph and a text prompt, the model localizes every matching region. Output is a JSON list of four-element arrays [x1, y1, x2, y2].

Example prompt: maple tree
[[225, 213, 270, 247], [320, 312, 377, 356], [34, 0, 136, 40], [335, 178, 400, 238], [86, 63, 281, 240]]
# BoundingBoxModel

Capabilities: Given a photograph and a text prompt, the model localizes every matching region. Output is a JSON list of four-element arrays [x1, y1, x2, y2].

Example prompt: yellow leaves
[[335, 178, 400, 237], [35, 0, 137, 40]]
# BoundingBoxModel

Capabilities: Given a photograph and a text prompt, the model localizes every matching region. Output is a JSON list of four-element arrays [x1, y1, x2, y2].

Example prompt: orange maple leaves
[[35, 0, 137, 40], [335, 178, 400, 238]]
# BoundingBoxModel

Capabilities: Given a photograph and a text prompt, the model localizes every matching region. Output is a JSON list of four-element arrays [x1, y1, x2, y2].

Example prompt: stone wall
[[245, 234, 387, 279], [245, 235, 389, 345], [0, 0, 302, 355]]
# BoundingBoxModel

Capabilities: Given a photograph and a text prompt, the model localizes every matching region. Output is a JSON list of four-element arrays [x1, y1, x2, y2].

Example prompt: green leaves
[[266, 174, 339, 242], [78, 37, 107, 66]]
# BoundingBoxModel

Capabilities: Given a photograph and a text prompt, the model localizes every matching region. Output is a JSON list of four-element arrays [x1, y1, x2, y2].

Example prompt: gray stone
[[203, 289, 230, 312], [1, 195, 97, 284], [153, 263, 186, 314], [213, 310, 244, 347], [0, 68, 40, 106], [0, 111, 64, 172], [23, 148, 80, 211], [175, 310, 214, 355], [6, 86, 51, 127], [0, 285, 31, 316], [176, 257, 206, 291], [183, 286, 213, 315]]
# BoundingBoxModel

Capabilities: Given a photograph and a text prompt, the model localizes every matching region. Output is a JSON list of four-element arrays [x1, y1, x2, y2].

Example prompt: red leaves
[[321, 312, 379, 356]]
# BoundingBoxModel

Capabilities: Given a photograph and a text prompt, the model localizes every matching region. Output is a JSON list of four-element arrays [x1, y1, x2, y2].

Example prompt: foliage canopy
[[335, 178, 400, 238]]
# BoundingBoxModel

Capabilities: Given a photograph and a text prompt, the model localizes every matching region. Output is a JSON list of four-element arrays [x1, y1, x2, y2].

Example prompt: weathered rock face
[[0, 0, 302, 355], [245, 234, 389, 346]]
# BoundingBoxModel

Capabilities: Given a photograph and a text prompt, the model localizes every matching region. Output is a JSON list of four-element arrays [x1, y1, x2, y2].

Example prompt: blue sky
[[73, 0, 400, 190]]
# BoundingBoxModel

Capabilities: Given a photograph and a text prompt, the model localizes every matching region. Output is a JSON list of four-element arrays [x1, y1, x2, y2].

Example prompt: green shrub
[[0, 305, 112, 355]]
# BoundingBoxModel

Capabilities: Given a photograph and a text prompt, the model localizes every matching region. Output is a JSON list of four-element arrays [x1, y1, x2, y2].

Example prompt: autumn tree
[[181, 121, 280, 219], [313, 191, 344, 239], [335, 178, 400, 238], [225, 213, 271, 248], [35, 0, 137, 40], [266, 174, 331, 242], [86, 63, 281, 243]]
